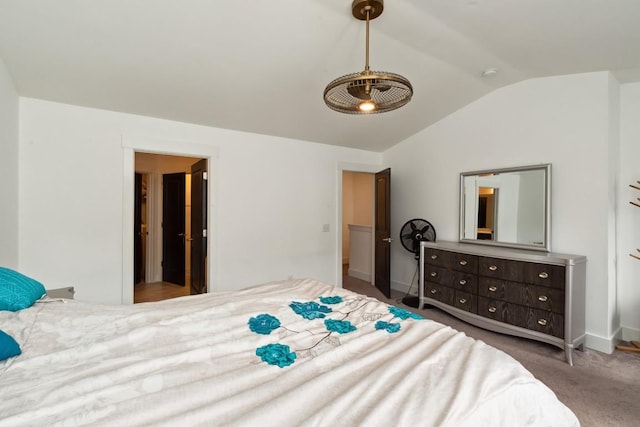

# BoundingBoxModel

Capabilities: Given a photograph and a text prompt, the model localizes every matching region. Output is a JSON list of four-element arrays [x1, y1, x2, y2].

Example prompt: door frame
[[336, 161, 383, 287], [122, 135, 219, 304]]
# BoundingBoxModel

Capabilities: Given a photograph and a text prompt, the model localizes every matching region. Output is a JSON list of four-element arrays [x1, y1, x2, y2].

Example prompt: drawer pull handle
[[431, 254, 438, 260], [430, 288, 438, 294], [488, 286, 497, 292], [459, 280, 467, 285], [488, 306, 497, 313], [459, 298, 467, 304], [538, 272, 549, 279], [537, 319, 548, 326], [430, 272, 437, 277], [459, 260, 468, 266], [489, 265, 498, 271], [538, 295, 548, 302]]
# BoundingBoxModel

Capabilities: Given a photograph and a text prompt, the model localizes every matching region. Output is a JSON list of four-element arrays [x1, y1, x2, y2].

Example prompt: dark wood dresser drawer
[[524, 307, 564, 338], [478, 277, 565, 314], [454, 290, 476, 313], [523, 263, 565, 289], [424, 265, 447, 285], [477, 297, 564, 338], [477, 297, 510, 323], [424, 248, 478, 274], [450, 252, 478, 274], [479, 257, 525, 281], [423, 248, 451, 267], [449, 271, 477, 292], [425, 283, 454, 305]]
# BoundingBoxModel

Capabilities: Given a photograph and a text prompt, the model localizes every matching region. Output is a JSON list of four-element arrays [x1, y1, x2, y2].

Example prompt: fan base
[[402, 295, 420, 308], [352, 0, 383, 20]]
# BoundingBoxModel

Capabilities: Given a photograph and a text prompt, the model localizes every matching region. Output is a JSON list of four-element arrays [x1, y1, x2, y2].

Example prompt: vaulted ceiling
[[1, 0, 639, 151]]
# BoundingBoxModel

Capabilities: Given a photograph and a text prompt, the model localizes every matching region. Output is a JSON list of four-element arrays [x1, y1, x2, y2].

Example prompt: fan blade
[[347, 83, 370, 100], [410, 222, 417, 231], [420, 225, 430, 234]]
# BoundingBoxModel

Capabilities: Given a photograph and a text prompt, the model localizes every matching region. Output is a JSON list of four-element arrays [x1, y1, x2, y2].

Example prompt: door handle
[[382, 237, 393, 243]]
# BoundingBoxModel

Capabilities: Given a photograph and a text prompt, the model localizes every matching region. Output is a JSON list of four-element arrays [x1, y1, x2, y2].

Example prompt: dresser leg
[[565, 345, 574, 366]]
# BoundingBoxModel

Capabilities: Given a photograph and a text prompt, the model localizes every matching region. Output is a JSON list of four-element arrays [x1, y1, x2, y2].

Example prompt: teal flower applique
[[389, 306, 423, 320], [248, 313, 281, 335], [319, 295, 344, 305], [290, 301, 332, 320], [324, 318, 356, 334], [375, 320, 401, 333], [256, 343, 297, 368]]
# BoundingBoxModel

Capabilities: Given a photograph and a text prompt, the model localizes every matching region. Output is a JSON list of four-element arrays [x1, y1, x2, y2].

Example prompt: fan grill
[[400, 219, 436, 256], [324, 71, 413, 114]]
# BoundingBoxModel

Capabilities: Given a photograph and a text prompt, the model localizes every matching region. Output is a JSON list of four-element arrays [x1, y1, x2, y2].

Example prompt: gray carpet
[[343, 276, 640, 427]]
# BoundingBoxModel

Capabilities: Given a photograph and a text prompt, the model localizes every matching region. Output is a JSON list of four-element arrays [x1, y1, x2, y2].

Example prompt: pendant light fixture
[[324, 0, 413, 114]]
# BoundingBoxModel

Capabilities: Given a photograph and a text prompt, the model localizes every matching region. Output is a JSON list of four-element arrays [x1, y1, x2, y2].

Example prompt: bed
[[0, 277, 579, 426]]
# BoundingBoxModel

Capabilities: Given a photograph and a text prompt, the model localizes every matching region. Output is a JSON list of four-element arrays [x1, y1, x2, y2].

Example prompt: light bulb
[[358, 100, 376, 112]]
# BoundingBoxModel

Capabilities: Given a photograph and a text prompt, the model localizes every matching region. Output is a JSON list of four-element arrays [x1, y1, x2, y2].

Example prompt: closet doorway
[[134, 153, 208, 303]]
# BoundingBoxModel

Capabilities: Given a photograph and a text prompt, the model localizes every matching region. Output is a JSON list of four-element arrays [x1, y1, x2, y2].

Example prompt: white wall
[[18, 98, 381, 303], [383, 72, 619, 352], [0, 57, 19, 269], [618, 82, 640, 342], [13, 71, 639, 351]]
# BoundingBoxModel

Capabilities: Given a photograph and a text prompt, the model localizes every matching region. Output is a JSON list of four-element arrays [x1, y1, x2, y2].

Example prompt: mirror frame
[[459, 164, 551, 252]]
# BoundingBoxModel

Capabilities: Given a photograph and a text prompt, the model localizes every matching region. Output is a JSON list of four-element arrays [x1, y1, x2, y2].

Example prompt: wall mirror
[[459, 164, 551, 252]]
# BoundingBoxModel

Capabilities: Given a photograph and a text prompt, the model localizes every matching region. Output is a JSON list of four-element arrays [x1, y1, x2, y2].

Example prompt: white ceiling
[[1, 0, 639, 152]]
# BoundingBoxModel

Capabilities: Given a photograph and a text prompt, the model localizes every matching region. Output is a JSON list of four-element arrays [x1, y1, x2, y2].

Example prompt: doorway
[[342, 171, 374, 282], [338, 164, 392, 298], [133, 153, 207, 303]]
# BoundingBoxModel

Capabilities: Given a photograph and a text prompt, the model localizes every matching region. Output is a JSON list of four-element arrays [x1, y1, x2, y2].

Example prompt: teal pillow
[[0, 330, 21, 360], [0, 267, 46, 311]]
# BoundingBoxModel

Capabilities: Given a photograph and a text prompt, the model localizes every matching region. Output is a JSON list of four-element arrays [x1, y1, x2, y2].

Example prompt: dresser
[[419, 241, 586, 365]]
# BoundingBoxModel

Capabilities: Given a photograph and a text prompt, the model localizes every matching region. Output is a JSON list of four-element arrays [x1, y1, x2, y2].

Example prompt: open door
[[374, 168, 391, 298], [190, 159, 208, 294], [162, 172, 186, 286]]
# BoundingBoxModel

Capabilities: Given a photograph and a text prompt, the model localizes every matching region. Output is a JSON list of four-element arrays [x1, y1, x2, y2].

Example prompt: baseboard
[[347, 268, 370, 282], [391, 280, 418, 295], [585, 329, 621, 354], [621, 325, 640, 342]]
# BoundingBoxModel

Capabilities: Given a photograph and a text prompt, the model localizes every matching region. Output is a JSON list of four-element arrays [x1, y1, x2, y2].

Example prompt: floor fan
[[399, 218, 436, 308]]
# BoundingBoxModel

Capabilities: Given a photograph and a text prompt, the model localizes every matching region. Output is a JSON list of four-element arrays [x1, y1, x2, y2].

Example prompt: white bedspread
[[0, 279, 578, 426]]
